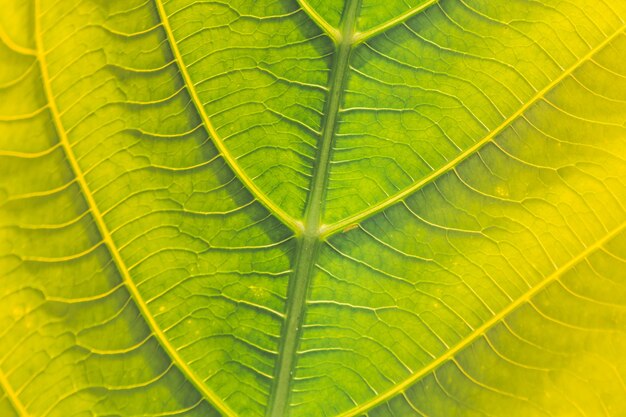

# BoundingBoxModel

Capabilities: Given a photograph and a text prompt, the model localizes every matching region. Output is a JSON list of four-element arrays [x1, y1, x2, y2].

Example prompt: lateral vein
[[33, 2, 237, 416], [153, 0, 301, 233], [321, 23, 626, 238], [338, 220, 626, 417], [296, 0, 341, 43], [0, 369, 29, 417], [352, 0, 440, 45]]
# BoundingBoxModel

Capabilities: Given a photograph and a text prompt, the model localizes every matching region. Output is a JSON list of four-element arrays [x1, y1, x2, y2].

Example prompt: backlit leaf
[[1, 0, 626, 416]]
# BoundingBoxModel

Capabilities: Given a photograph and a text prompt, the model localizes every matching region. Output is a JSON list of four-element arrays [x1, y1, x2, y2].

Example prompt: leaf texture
[[1, 0, 626, 416]]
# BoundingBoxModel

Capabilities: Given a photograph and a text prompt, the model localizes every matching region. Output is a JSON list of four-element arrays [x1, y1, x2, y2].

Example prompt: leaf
[[1, 0, 626, 416]]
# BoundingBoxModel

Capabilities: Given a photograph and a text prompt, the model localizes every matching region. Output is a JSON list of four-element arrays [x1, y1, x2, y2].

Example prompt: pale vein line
[[352, 0, 440, 44], [339, 220, 626, 417], [0, 369, 29, 417], [321, 24, 626, 238], [33, 2, 237, 416], [154, 0, 301, 233], [0, 24, 36, 56], [296, 0, 341, 43]]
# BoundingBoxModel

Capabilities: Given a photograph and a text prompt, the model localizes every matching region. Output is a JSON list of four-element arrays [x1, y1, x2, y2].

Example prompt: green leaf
[[2, 0, 626, 416]]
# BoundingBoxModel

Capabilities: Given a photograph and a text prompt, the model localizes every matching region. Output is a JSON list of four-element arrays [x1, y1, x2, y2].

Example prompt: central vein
[[266, 1, 360, 415]]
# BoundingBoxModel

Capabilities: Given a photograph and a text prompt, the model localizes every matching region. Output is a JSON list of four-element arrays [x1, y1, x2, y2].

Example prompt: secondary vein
[[321, 23, 626, 238], [33, 2, 236, 416], [352, 0, 440, 44], [154, 0, 301, 233], [266, 1, 361, 415], [296, 0, 341, 43], [0, 368, 29, 417], [337, 219, 626, 417]]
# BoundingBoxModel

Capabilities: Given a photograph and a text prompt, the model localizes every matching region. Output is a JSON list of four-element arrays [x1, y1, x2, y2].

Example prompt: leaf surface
[[1, 0, 626, 416]]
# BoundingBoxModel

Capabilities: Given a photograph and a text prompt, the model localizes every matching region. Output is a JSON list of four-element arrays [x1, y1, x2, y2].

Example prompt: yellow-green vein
[[338, 220, 626, 417], [321, 23, 626, 238], [296, 0, 341, 43], [0, 368, 29, 417], [352, 0, 440, 45], [154, 0, 302, 234], [33, 2, 237, 416], [0, 25, 36, 56]]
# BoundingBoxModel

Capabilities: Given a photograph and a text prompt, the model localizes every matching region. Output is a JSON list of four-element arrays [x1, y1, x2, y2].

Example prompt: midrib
[[266, 1, 361, 415]]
